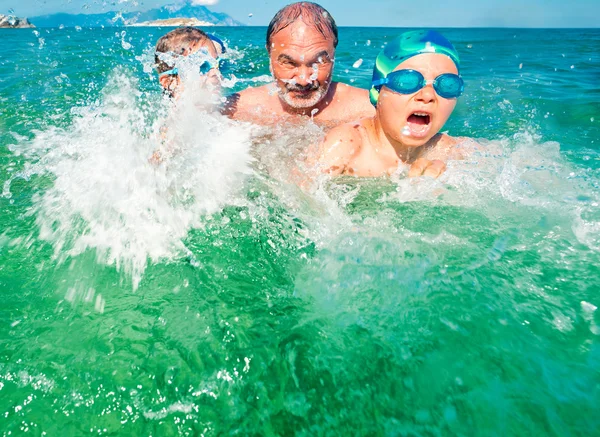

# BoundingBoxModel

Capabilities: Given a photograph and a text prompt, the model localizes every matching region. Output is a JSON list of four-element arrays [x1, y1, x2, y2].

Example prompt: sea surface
[[0, 26, 599, 435]]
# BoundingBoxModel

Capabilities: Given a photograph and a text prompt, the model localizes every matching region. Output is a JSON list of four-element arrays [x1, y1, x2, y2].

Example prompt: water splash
[[10, 70, 254, 289]]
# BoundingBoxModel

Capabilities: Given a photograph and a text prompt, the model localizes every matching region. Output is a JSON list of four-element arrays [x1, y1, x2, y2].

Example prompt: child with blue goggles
[[311, 30, 473, 179]]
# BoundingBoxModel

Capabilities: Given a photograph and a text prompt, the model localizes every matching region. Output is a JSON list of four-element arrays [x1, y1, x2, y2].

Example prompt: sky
[[1, 0, 599, 28]]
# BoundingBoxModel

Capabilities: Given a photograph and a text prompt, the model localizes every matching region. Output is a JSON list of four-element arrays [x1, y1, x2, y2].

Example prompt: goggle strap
[[159, 68, 178, 78], [158, 59, 219, 78], [371, 78, 388, 87]]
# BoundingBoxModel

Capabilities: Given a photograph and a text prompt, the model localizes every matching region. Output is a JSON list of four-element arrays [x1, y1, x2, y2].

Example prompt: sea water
[[0, 26, 599, 435]]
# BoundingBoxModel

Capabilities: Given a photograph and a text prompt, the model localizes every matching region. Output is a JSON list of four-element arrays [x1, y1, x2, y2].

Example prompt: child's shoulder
[[318, 121, 368, 175], [324, 120, 366, 145]]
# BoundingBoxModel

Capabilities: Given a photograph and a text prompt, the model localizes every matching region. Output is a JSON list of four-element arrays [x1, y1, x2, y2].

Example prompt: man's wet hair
[[266, 2, 338, 51], [155, 27, 211, 74]]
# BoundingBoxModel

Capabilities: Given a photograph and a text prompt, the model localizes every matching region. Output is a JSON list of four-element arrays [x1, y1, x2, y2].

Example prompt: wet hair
[[266, 2, 338, 51], [155, 27, 211, 74]]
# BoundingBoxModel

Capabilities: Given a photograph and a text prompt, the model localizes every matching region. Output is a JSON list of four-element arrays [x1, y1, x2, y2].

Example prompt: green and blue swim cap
[[369, 30, 461, 106]]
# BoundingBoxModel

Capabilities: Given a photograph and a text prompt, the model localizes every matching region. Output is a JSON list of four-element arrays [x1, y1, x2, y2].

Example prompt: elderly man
[[225, 2, 375, 127]]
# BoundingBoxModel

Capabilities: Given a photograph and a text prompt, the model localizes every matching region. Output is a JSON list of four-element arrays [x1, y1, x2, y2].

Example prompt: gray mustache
[[286, 82, 319, 92]]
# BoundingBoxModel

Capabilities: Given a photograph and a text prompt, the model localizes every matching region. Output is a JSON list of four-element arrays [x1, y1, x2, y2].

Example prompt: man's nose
[[295, 65, 315, 86], [415, 83, 436, 103]]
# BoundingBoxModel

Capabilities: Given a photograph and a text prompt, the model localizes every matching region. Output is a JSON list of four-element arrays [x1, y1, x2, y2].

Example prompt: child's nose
[[415, 83, 436, 103], [205, 69, 221, 86]]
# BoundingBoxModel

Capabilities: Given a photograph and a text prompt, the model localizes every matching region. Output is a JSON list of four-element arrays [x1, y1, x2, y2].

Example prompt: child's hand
[[408, 158, 446, 178]]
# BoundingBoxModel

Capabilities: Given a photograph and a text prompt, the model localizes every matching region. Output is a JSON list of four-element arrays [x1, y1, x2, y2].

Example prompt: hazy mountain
[[29, 1, 243, 28]]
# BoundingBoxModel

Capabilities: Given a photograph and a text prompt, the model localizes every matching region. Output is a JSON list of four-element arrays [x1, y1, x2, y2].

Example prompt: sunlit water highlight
[[0, 26, 599, 435]]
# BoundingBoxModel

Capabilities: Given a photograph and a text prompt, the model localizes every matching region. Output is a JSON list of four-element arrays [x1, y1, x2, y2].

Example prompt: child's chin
[[395, 131, 431, 147]]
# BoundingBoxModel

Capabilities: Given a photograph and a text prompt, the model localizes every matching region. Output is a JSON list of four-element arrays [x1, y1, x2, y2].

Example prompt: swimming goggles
[[159, 58, 220, 78], [372, 69, 464, 99]]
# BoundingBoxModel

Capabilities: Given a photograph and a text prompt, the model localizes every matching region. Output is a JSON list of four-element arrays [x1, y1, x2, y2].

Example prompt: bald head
[[266, 2, 338, 52]]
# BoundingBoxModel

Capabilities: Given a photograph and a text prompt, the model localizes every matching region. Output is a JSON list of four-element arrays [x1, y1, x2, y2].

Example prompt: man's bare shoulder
[[338, 83, 370, 99], [225, 84, 280, 121], [236, 84, 273, 101], [329, 83, 375, 120]]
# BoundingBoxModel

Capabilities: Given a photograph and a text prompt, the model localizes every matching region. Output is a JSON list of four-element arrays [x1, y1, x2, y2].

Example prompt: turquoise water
[[1, 26, 599, 435]]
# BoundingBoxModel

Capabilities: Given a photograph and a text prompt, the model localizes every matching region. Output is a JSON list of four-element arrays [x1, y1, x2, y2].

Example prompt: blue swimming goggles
[[159, 57, 220, 78], [372, 69, 464, 99]]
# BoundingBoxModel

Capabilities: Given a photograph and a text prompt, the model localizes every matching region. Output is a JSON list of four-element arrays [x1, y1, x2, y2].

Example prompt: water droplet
[[352, 58, 363, 69], [401, 126, 411, 136], [570, 65, 575, 69], [591, 117, 595, 122], [519, 63, 523, 69]]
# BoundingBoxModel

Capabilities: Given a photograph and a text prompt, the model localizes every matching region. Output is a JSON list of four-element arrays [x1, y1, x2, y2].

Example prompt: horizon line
[[4, 25, 598, 29]]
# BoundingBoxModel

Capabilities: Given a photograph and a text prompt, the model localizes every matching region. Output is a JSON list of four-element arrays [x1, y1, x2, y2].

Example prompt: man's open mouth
[[406, 112, 432, 138]]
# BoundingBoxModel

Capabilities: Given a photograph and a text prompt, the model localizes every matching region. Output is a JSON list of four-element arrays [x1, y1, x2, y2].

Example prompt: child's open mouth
[[406, 112, 431, 138]]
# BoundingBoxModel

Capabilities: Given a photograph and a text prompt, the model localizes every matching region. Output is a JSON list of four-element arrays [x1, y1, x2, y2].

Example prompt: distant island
[[129, 18, 215, 27], [0, 14, 35, 28], [28, 1, 243, 28]]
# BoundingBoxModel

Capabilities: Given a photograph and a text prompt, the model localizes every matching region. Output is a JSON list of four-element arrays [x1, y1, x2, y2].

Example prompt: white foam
[[15, 70, 254, 289], [220, 74, 272, 89], [292, 129, 600, 263], [143, 401, 194, 420]]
